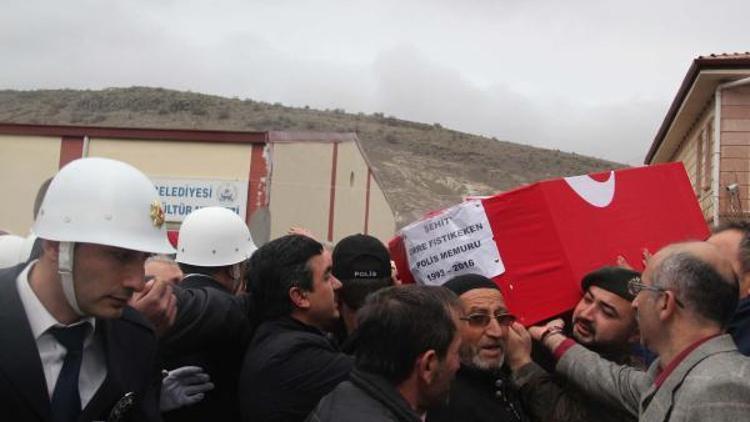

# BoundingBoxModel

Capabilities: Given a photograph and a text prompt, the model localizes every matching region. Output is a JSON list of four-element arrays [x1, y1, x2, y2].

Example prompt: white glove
[[160, 366, 215, 412]]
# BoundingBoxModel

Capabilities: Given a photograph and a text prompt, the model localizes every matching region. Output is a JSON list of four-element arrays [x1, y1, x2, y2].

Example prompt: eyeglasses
[[460, 312, 517, 328], [627, 278, 685, 308]]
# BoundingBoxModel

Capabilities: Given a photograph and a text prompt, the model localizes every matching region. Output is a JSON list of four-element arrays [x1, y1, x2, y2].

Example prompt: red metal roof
[[0, 123, 372, 147], [0, 122, 269, 143]]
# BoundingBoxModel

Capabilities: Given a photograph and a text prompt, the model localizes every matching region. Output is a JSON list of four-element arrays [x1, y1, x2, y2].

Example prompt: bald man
[[512, 242, 750, 422]]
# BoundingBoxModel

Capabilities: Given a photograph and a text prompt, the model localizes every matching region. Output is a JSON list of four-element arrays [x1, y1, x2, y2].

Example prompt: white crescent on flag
[[563, 171, 616, 208]]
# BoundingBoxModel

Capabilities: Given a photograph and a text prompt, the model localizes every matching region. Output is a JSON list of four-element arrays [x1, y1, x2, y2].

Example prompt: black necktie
[[49, 323, 90, 422]]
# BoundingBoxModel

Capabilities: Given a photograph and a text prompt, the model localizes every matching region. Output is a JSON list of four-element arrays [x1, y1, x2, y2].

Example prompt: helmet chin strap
[[58, 241, 85, 316]]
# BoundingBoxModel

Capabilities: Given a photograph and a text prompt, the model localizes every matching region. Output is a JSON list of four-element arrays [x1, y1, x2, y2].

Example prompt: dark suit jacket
[[161, 274, 251, 422], [239, 316, 354, 422], [427, 365, 528, 422], [161, 279, 253, 353], [0, 264, 162, 422], [729, 296, 750, 356]]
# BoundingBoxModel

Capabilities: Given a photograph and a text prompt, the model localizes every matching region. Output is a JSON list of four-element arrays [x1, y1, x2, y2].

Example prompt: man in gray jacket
[[520, 241, 750, 421]]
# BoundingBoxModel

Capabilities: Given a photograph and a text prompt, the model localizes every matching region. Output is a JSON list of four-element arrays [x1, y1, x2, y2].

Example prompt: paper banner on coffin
[[390, 162, 709, 326], [399, 200, 506, 287]]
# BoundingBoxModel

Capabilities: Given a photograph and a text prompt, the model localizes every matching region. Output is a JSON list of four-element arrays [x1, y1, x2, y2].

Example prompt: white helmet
[[34, 157, 174, 254], [0, 234, 27, 268], [33, 157, 174, 315], [176, 206, 257, 267]]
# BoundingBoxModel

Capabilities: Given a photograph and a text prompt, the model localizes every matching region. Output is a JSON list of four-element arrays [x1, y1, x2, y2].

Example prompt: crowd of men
[[1, 156, 750, 422]]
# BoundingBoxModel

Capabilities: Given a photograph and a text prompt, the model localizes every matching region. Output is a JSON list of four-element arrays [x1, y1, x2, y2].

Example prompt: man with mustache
[[427, 273, 528, 422], [504, 266, 642, 422], [567, 267, 643, 365]]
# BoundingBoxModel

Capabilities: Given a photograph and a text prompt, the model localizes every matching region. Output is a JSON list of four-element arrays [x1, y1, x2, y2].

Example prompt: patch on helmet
[[150, 200, 165, 228]]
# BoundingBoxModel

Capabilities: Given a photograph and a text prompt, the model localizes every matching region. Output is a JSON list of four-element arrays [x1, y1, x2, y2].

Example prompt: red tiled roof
[[698, 52, 750, 60], [645, 52, 750, 163]]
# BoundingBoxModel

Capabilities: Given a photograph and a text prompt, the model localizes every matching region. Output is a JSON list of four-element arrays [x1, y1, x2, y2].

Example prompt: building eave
[[645, 55, 750, 164], [0, 122, 268, 144]]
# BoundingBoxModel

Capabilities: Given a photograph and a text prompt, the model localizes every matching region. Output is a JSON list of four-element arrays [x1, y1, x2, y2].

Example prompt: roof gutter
[[712, 76, 750, 226]]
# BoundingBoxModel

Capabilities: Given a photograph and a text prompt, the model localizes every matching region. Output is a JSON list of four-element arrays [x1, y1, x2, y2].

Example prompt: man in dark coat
[[0, 157, 174, 422], [426, 274, 528, 422], [330, 233, 394, 352], [707, 220, 750, 355], [0, 263, 163, 422], [239, 234, 353, 422], [729, 295, 750, 354], [308, 285, 462, 422], [160, 206, 257, 422]]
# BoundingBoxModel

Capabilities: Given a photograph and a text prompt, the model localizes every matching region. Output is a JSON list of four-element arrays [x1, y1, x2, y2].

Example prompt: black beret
[[443, 273, 499, 296], [581, 266, 640, 302]]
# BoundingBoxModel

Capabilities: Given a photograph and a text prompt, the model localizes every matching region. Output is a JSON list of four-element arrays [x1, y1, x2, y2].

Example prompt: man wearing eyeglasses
[[426, 273, 528, 422], [521, 242, 750, 422]]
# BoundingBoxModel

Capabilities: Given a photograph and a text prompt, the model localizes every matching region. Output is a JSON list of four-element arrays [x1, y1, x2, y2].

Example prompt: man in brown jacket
[[505, 266, 643, 422]]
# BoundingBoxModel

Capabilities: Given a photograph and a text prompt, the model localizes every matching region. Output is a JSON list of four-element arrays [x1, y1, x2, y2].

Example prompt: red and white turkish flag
[[390, 162, 709, 325]]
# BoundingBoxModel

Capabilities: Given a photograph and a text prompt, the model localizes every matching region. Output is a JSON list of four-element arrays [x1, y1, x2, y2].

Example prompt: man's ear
[[416, 349, 439, 384], [740, 274, 750, 299], [289, 286, 310, 309], [41, 240, 60, 263], [657, 291, 679, 321]]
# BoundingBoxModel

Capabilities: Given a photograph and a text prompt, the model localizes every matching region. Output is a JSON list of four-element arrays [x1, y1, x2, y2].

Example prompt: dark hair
[[177, 262, 221, 277], [33, 177, 53, 220], [246, 234, 323, 320], [713, 220, 750, 276], [355, 285, 459, 384], [339, 277, 394, 310], [653, 251, 739, 327]]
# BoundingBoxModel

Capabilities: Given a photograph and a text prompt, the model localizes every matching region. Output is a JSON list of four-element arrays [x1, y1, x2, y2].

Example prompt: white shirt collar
[[16, 260, 96, 339]]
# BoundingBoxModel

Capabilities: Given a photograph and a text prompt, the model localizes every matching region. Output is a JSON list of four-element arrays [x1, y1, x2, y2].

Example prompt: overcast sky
[[2, 0, 749, 164]]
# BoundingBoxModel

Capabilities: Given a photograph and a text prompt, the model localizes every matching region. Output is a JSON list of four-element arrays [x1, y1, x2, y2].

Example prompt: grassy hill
[[0, 87, 625, 226]]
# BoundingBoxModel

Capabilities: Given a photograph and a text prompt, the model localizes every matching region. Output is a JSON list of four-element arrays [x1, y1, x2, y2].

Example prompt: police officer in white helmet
[[176, 206, 256, 295], [161, 206, 257, 422], [0, 233, 29, 268], [0, 157, 173, 422]]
